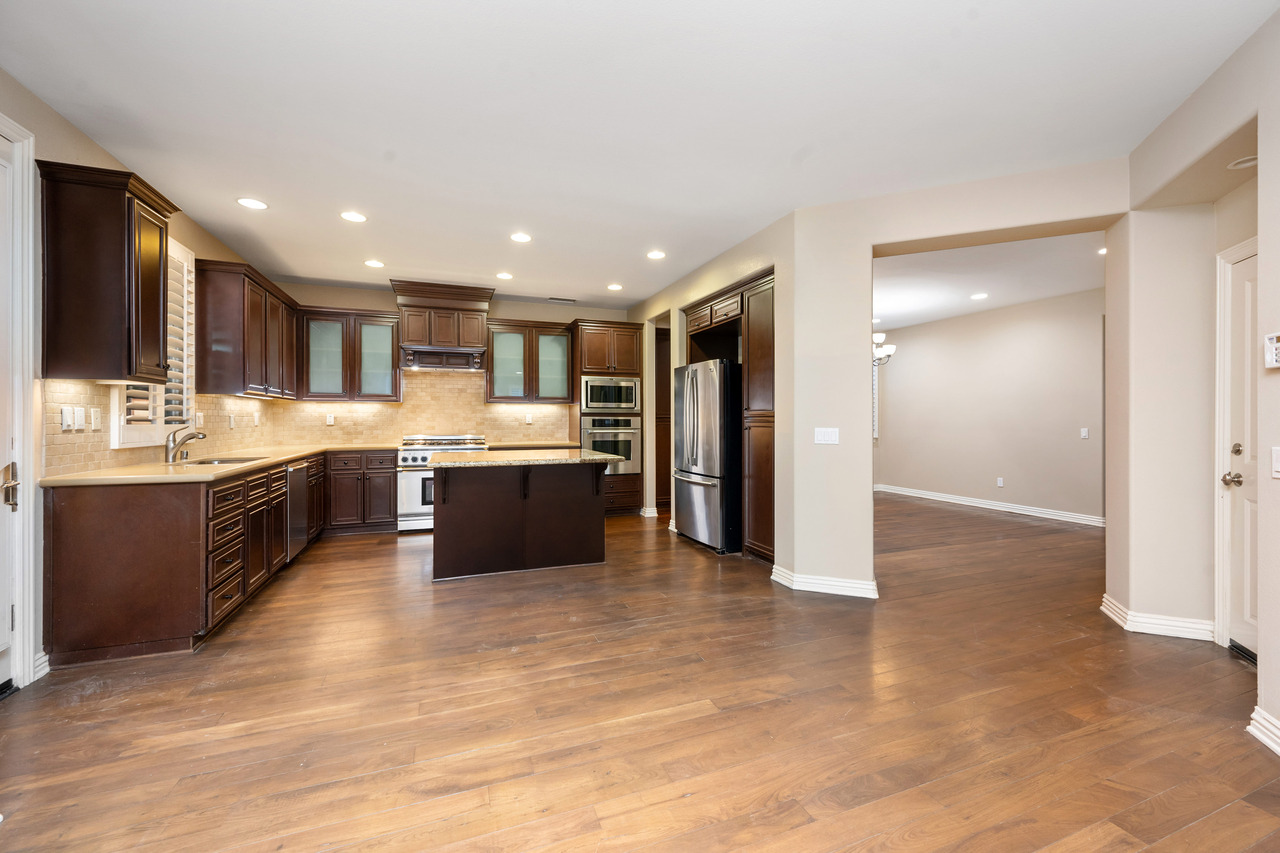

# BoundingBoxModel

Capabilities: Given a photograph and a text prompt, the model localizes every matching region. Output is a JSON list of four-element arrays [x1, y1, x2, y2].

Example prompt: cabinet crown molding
[[391, 280, 494, 311], [36, 160, 180, 218]]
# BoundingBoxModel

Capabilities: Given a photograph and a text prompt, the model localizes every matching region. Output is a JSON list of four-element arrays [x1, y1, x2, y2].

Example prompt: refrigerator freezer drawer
[[674, 470, 725, 552]]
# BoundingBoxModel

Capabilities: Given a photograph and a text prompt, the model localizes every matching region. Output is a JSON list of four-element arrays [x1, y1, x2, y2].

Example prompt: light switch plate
[[1080, 427, 1089, 439], [90, 407, 101, 430], [814, 427, 839, 445], [73, 407, 85, 429], [253, 412, 260, 427], [525, 414, 533, 424], [195, 412, 204, 428], [325, 413, 335, 426], [229, 414, 235, 429], [1266, 334, 1280, 369], [61, 406, 73, 431]]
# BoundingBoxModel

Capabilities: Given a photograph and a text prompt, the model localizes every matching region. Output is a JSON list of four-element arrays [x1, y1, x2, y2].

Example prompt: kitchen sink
[[184, 457, 267, 465]]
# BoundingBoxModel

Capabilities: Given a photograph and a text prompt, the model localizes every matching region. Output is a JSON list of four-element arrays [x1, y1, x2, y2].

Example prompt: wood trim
[[197, 259, 298, 308], [35, 160, 180, 217], [390, 280, 494, 311]]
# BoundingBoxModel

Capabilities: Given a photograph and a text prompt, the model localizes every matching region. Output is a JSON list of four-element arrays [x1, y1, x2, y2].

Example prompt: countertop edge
[[38, 445, 395, 487]]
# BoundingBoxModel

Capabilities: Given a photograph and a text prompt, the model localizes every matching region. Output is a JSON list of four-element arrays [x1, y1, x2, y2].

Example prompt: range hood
[[391, 280, 494, 370]]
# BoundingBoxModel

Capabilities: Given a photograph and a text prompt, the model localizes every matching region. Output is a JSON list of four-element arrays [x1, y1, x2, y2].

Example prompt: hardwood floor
[[1, 492, 1278, 851]]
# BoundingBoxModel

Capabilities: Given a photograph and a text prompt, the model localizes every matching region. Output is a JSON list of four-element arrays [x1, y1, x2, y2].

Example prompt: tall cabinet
[[683, 271, 774, 562]]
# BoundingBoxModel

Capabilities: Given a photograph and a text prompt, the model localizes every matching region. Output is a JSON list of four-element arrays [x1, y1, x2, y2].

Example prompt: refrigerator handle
[[690, 371, 698, 464]]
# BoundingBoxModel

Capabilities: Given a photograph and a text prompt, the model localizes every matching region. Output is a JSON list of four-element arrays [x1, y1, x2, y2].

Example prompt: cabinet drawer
[[603, 474, 641, 493], [245, 472, 270, 504], [711, 294, 742, 324], [269, 468, 287, 494], [686, 305, 712, 332], [207, 512, 245, 551], [330, 453, 362, 471], [307, 455, 325, 477], [207, 572, 245, 628], [208, 537, 245, 587], [207, 480, 246, 519], [605, 493, 642, 511], [365, 452, 397, 469]]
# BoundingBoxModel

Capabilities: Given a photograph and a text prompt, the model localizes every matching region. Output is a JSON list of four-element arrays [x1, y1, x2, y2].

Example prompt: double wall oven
[[396, 435, 486, 531], [580, 375, 642, 475]]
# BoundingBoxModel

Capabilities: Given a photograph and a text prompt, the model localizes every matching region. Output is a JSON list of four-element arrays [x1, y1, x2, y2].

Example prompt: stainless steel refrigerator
[[673, 359, 742, 553]]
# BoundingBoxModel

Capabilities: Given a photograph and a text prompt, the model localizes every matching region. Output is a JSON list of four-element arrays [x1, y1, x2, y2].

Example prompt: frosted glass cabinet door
[[355, 319, 397, 399], [308, 319, 345, 396], [536, 331, 570, 401], [491, 330, 527, 399]]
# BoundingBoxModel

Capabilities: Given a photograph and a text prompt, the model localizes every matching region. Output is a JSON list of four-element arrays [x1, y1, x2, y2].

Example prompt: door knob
[[1221, 472, 1244, 487]]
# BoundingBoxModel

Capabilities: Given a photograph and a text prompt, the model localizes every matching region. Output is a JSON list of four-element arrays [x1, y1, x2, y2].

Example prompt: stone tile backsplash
[[41, 371, 576, 477]]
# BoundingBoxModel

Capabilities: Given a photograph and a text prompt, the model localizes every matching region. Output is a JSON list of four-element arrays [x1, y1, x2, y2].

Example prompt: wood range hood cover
[[391, 280, 495, 370]]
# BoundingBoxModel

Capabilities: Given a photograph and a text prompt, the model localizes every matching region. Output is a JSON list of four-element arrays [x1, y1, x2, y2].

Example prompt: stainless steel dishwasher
[[286, 461, 309, 561]]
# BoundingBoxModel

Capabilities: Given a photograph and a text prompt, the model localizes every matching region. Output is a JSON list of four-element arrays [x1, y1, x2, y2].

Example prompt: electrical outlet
[[1080, 427, 1089, 439], [61, 406, 73, 431], [525, 414, 533, 424], [229, 414, 235, 429], [90, 407, 101, 430], [253, 412, 260, 427], [325, 413, 335, 426], [195, 412, 204, 428], [997, 477, 1005, 487]]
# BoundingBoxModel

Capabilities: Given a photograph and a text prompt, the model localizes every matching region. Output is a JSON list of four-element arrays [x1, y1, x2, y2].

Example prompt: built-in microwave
[[581, 375, 641, 413]]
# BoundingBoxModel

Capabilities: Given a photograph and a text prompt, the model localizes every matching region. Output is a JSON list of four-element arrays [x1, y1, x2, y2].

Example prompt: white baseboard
[[668, 520, 677, 533], [640, 507, 659, 518], [32, 651, 49, 683], [1248, 707, 1280, 758], [1100, 593, 1215, 641], [771, 565, 879, 599], [874, 484, 1105, 528]]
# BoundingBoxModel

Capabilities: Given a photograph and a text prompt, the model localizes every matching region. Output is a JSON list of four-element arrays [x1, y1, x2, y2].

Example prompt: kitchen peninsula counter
[[428, 449, 622, 580]]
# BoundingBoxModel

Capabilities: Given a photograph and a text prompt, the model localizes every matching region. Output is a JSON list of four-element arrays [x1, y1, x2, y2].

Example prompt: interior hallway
[[0, 498, 1276, 850]]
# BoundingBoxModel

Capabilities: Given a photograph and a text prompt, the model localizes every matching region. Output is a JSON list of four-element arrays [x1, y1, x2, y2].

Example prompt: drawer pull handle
[[223, 556, 235, 564], [222, 593, 234, 600], [222, 494, 236, 502], [220, 523, 236, 532]]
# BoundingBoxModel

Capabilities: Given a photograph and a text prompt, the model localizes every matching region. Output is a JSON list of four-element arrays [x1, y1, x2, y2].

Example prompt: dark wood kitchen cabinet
[[196, 260, 299, 399], [38, 160, 180, 384], [572, 321, 642, 377], [486, 321, 573, 403], [326, 451, 397, 533], [306, 454, 326, 541], [43, 458, 312, 666], [300, 309, 401, 402], [401, 307, 486, 349], [393, 281, 494, 370]]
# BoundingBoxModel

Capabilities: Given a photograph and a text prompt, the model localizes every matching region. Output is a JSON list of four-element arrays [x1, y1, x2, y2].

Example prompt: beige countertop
[[429, 449, 621, 468], [38, 444, 396, 487], [486, 440, 582, 450]]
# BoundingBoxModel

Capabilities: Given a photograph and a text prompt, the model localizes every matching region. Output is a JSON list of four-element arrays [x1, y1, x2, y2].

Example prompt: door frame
[[1213, 236, 1259, 648]]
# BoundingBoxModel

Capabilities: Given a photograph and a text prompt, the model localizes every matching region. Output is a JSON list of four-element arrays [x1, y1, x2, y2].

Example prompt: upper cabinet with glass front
[[486, 321, 572, 404], [299, 308, 400, 402]]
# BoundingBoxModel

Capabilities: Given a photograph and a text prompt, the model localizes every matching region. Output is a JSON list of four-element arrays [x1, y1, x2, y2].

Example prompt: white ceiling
[[873, 232, 1106, 331], [0, 1, 1274, 307]]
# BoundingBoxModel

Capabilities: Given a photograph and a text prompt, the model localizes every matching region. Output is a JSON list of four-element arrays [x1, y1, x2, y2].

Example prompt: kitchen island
[[429, 449, 622, 580]]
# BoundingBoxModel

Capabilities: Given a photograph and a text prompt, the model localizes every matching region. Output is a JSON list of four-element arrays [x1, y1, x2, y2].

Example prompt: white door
[[1224, 252, 1259, 656], [0, 134, 14, 687]]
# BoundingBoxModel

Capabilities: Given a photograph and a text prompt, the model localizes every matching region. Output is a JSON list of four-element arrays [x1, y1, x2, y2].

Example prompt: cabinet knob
[[222, 593, 234, 600], [221, 523, 236, 532]]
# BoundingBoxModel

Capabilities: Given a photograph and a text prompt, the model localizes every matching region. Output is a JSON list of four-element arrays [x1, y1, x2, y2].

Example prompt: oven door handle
[[584, 429, 640, 435]]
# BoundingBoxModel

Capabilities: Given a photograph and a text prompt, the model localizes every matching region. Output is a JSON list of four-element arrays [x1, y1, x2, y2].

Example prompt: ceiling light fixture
[[340, 211, 367, 222], [1227, 155, 1258, 170], [496, 272, 513, 280], [872, 318, 881, 324], [237, 198, 268, 210], [607, 283, 623, 291], [970, 293, 989, 300], [511, 232, 532, 243], [364, 259, 384, 268], [872, 332, 897, 366], [647, 250, 666, 260]]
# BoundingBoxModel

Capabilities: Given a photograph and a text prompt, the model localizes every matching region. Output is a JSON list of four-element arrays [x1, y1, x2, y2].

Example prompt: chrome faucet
[[165, 427, 207, 464]]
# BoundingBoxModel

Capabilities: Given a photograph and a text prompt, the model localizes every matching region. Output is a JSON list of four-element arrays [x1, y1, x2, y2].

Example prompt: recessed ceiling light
[[970, 293, 988, 300], [340, 211, 367, 222], [496, 272, 513, 280], [607, 283, 623, 291], [872, 318, 881, 324], [237, 198, 268, 210], [511, 232, 532, 243], [1227, 155, 1258, 170], [1098, 248, 1107, 255], [647, 250, 666, 260], [364, 259, 385, 268]]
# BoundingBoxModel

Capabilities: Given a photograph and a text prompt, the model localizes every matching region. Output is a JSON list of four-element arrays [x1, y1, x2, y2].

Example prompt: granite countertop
[[38, 444, 396, 487], [428, 449, 621, 468], [486, 440, 582, 450]]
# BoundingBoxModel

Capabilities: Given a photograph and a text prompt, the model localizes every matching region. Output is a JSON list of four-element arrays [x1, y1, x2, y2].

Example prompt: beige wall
[[875, 289, 1104, 516], [1217, 177, 1259, 251]]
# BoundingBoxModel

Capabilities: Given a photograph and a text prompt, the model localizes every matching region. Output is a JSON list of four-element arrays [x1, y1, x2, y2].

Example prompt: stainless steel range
[[396, 434, 487, 531]]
